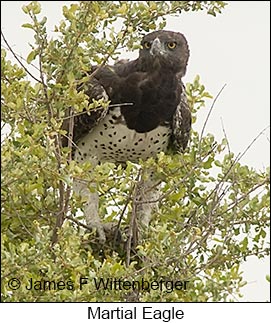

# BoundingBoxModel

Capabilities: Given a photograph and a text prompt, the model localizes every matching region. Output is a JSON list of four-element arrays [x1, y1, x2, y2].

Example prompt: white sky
[[1, 1, 270, 302]]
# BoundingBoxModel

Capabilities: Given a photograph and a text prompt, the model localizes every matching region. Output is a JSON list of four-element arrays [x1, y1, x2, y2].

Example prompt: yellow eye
[[143, 41, 151, 49], [167, 42, 177, 49]]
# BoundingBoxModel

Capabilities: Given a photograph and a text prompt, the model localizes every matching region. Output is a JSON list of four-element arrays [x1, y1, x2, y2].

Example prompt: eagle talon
[[96, 228, 106, 244]]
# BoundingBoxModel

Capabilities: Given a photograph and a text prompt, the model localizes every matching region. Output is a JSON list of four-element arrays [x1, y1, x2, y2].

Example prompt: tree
[[1, 1, 269, 302]]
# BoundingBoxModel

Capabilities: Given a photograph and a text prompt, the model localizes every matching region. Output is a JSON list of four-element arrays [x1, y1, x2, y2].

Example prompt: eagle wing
[[61, 74, 111, 147], [73, 77, 110, 143], [171, 79, 192, 152], [62, 60, 191, 152], [61, 61, 138, 148]]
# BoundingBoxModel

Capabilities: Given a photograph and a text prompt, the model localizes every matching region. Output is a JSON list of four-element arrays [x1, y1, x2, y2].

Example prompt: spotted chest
[[73, 107, 171, 164]]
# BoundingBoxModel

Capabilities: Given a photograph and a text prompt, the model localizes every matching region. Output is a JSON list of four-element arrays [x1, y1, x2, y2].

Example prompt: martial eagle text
[[87, 306, 184, 322]]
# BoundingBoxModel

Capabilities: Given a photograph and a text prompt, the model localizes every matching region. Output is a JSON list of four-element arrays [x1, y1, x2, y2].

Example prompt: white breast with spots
[[74, 107, 171, 164]]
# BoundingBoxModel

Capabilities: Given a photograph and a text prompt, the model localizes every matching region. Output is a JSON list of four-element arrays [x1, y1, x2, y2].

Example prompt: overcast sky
[[1, 1, 270, 302]]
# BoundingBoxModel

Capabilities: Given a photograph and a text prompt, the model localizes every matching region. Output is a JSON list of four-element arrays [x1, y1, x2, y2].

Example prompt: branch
[[65, 215, 93, 231], [198, 83, 227, 152], [125, 169, 142, 267], [217, 179, 268, 217], [237, 125, 270, 163], [1, 29, 42, 84], [220, 117, 231, 155], [58, 103, 133, 122]]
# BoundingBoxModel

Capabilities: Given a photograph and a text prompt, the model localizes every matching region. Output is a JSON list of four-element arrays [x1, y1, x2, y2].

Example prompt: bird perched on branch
[[63, 30, 191, 244]]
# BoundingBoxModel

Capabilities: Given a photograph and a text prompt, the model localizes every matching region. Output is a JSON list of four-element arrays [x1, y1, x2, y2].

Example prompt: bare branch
[[237, 125, 270, 163], [198, 83, 227, 151], [220, 117, 231, 155]]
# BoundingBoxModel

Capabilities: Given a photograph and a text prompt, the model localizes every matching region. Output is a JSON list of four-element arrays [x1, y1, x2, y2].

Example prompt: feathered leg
[[126, 167, 160, 265], [135, 168, 160, 230], [73, 160, 106, 244]]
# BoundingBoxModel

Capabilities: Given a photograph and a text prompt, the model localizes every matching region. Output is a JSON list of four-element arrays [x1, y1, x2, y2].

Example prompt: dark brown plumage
[[63, 30, 191, 157]]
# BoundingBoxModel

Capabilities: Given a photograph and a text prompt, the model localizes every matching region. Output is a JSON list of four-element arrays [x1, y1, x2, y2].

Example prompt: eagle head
[[139, 30, 189, 76]]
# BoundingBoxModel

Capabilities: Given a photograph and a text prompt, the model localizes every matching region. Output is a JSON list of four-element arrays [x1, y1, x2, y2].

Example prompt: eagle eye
[[167, 41, 177, 49], [143, 41, 151, 49]]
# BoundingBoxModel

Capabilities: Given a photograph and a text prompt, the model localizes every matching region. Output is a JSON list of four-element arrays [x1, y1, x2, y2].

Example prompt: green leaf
[[117, 3, 128, 14], [22, 5, 29, 14], [22, 23, 34, 29], [241, 237, 248, 251], [203, 157, 213, 169], [26, 50, 38, 64], [31, 1, 41, 15], [170, 190, 185, 202]]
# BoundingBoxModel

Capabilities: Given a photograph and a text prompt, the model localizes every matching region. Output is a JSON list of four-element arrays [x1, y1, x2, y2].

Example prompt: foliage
[[1, 1, 269, 302]]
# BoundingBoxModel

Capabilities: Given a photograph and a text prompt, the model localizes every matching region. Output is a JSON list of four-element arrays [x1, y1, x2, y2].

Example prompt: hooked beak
[[150, 38, 165, 56]]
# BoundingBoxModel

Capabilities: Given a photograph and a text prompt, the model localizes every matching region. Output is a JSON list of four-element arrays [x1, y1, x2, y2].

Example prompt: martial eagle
[[63, 30, 191, 243]]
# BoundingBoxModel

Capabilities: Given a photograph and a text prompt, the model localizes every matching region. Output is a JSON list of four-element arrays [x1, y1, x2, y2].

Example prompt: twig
[[204, 125, 270, 207], [65, 215, 93, 231], [1, 29, 42, 84], [217, 179, 268, 217], [237, 125, 270, 163], [1, 43, 40, 72], [88, 25, 129, 81], [221, 117, 231, 155], [125, 169, 142, 267], [63, 107, 74, 219], [57, 103, 133, 122], [113, 185, 134, 248], [198, 84, 227, 151]]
